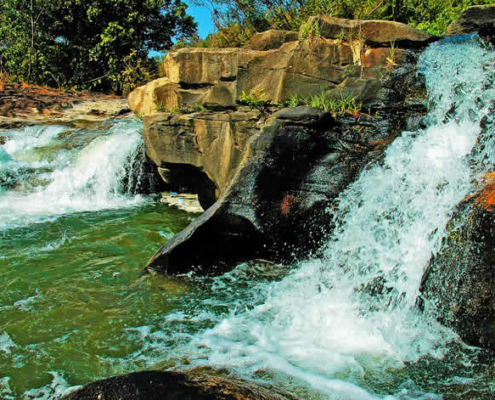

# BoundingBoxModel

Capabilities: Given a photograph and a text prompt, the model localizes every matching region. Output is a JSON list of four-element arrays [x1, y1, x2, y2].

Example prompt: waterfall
[[0, 119, 147, 231], [180, 36, 495, 398]]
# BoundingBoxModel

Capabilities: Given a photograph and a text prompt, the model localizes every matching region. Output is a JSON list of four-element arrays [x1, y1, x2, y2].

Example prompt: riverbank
[[0, 84, 130, 129]]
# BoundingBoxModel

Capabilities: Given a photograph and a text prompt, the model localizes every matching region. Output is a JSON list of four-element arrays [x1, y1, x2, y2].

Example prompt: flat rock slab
[[306, 16, 436, 47], [0, 84, 130, 124], [244, 30, 299, 50]]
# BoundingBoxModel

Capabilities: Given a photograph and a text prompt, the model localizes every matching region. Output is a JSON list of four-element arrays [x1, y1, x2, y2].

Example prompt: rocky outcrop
[[129, 17, 426, 116], [244, 30, 300, 50], [145, 55, 427, 274], [142, 109, 262, 208], [306, 16, 436, 47], [446, 5, 495, 37], [419, 184, 495, 351], [127, 16, 432, 274], [62, 370, 295, 400]]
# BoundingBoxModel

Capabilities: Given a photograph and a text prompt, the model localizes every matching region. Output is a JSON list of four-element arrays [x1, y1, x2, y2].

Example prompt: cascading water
[[0, 120, 147, 230], [158, 35, 495, 398], [0, 118, 197, 399]]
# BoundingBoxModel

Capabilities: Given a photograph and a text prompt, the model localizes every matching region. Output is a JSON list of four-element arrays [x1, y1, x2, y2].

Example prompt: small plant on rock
[[238, 88, 271, 112], [386, 42, 398, 71], [194, 103, 207, 113], [283, 94, 308, 108], [300, 18, 322, 40], [307, 90, 362, 118], [156, 102, 168, 112]]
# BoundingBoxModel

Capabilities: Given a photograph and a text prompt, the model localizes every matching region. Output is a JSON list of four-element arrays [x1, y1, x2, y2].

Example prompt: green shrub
[[239, 89, 270, 109], [194, 103, 207, 112], [156, 102, 168, 112]]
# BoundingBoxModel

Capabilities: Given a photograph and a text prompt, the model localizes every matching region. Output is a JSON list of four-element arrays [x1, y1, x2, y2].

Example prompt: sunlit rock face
[[128, 16, 432, 116], [145, 54, 427, 274]]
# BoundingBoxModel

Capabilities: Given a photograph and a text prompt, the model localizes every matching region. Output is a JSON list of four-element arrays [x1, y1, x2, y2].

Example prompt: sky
[[150, 2, 216, 57], [187, 2, 216, 39]]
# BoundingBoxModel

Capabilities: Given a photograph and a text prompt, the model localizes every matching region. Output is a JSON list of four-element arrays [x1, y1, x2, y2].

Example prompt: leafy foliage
[[284, 91, 362, 117], [238, 89, 270, 109], [193, 0, 494, 48], [0, 0, 197, 92]]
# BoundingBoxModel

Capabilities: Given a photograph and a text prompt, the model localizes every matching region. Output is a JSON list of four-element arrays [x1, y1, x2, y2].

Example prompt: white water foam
[[23, 372, 81, 400], [2, 125, 67, 157], [0, 332, 16, 354], [0, 377, 14, 400], [177, 36, 495, 398], [0, 120, 147, 230]]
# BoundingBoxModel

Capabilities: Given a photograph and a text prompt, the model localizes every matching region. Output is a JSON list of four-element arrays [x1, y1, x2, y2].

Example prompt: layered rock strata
[[145, 58, 428, 273], [129, 18, 433, 115], [130, 17, 432, 274]]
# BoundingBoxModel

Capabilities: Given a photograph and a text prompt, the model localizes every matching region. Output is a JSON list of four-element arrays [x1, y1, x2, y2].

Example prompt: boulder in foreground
[[61, 370, 294, 400]]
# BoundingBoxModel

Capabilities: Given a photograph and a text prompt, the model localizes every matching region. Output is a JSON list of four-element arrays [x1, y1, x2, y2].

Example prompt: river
[[2, 35, 495, 399]]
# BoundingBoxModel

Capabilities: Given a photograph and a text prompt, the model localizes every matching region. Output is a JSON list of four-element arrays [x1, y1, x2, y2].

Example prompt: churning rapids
[[1, 35, 495, 398]]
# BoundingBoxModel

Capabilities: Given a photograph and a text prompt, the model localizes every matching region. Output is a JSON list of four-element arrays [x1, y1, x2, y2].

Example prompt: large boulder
[[446, 5, 495, 37], [61, 370, 294, 400], [304, 16, 436, 48], [146, 52, 427, 274], [419, 187, 495, 351], [127, 77, 180, 115]]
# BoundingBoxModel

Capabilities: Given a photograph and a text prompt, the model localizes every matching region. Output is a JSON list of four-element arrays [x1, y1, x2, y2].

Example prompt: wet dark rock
[[61, 370, 294, 400], [447, 5, 495, 40], [146, 52, 427, 274], [419, 202, 495, 351]]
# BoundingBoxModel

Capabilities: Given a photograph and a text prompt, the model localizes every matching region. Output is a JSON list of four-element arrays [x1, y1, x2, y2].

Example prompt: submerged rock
[[419, 193, 495, 351], [61, 370, 294, 400]]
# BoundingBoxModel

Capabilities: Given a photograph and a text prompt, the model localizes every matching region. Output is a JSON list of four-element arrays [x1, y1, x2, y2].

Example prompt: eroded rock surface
[[419, 200, 495, 351], [145, 54, 427, 274], [62, 370, 294, 400], [446, 5, 495, 38], [143, 109, 261, 208], [306, 16, 436, 47], [128, 16, 426, 116]]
